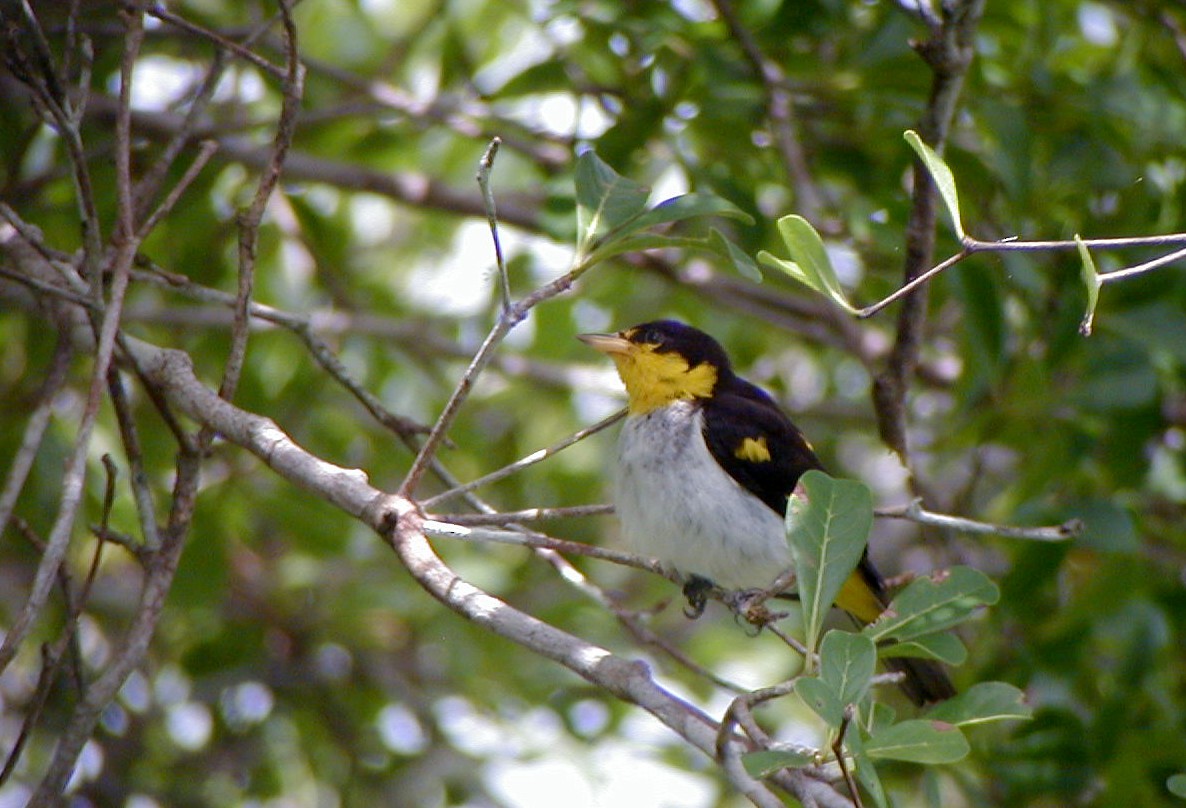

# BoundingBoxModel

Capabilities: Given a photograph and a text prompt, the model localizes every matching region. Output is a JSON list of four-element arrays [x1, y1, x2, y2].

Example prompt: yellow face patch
[[734, 436, 771, 463], [610, 342, 718, 414]]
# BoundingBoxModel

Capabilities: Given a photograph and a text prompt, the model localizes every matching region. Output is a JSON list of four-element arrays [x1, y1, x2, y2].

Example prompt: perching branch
[[876, 499, 1082, 542]]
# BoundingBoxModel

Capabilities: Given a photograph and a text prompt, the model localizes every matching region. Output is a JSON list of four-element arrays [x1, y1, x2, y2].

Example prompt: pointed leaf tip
[[904, 130, 965, 240]]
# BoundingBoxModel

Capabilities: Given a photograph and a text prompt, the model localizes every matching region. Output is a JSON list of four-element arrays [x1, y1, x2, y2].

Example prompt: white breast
[[613, 402, 791, 590]]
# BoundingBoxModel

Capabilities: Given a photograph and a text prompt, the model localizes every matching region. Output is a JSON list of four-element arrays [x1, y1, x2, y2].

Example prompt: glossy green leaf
[[574, 150, 649, 250], [711, 228, 763, 281], [796, 674, 844, 727], [862, 567, 999, 644], [904, 129, 965, 239], [819, 630, 876, 707], [785, 471, 874, 660], [761, 215, 857, 313], [1076, 234, 1101, 336], [924, 682, 1033, 727], [583, 233, 714, 266], [623, 192, 753, 233], [1168, 773, 1186, 799], [865, 719, 971, 764], [758, 250, 809, 283]]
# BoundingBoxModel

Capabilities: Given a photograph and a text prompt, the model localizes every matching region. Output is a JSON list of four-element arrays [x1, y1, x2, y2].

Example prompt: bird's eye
[[637, 326, 664, 346]]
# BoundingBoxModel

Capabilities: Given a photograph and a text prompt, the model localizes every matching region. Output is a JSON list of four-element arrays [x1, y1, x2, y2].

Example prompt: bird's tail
[[836, 558, 956, 706]]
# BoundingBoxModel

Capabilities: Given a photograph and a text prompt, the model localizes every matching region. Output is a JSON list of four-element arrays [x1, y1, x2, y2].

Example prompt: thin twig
[[217, 0, 304, 406], [133, 261, 430, 438], [477, 137, 512, 313], [429, 504, 614, 525], [1098, 243, 1186, 284], [421, 519, 666, 576], [144, 1, 287, 79], [859, 232, 1186, 318], [106, 364, 162, 552], [422, 410, 626, 507], [135, 139, 220, 242], [876, 499, 1081, 541], [832, 705, 864, 808]]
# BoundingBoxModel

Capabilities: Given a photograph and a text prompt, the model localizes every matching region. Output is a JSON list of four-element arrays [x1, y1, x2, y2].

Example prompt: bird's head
[[579, 320, 733, 414]]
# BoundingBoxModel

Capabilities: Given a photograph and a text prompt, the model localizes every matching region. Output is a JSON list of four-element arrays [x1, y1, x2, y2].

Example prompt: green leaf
[[765, 215, 857, 313], [785, 471, 874, 659], [862, 567, 999, 644], [574, 150, 649, 250], [741, 747, 817, 777], [865, 719, 970, 764], [924, 682, 1032, 727], [879, 632, 968, 665], [757, 250, 808, 284], [622, 192, 753, 234], [796, 675, 844, 727], [583, 233, 714, 266], [1168, 773, 1186, 799], [712, 228, 762, 281], [1075, 233, 1101, 336], [904, 130, 965, 239], [819, 631, 876, 707]]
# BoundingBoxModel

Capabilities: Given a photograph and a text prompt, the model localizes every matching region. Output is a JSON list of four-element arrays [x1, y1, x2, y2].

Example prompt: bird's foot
[[725, 588, 790, 630], [681, 575, 715, 619]]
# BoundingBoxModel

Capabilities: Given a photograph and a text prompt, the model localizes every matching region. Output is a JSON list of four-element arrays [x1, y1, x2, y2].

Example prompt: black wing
[[701, 382, 822, 516]]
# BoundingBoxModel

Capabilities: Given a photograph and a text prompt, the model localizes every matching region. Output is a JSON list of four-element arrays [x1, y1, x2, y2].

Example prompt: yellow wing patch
[[734, 436, 771, 463]]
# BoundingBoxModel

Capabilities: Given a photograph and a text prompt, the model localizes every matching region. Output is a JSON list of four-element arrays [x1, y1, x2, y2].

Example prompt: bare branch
[[876, 500, 1081, 541]]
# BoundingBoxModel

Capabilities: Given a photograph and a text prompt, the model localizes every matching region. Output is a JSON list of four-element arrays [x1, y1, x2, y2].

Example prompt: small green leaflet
[[758, 215, 857, 313], [904, 129, 965, 240], [1076, 234, 1100, 336]]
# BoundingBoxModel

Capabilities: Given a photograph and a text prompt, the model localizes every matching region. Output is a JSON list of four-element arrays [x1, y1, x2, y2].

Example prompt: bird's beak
[[577, 332, 633, 356]]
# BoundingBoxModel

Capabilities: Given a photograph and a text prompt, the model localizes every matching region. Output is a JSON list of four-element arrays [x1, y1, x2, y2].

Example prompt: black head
[[620, 320, 734, 376]]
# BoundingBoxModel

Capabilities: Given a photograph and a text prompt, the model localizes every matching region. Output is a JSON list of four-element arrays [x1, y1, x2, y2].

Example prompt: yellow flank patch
[[734, 436, 771, 463], [835, 572, 885, 624], [613, 344, 718, 414]]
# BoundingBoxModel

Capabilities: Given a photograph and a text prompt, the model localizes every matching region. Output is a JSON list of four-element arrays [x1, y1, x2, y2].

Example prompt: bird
[[579, 319, 954, 705]]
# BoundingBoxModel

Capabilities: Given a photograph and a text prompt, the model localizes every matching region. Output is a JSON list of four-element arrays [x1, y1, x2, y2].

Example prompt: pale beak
[[577, 332, 633, 356]]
